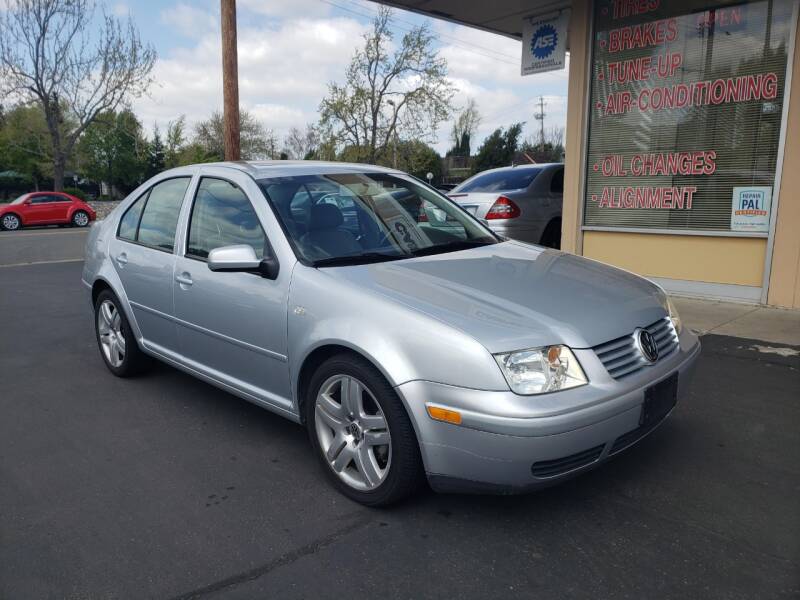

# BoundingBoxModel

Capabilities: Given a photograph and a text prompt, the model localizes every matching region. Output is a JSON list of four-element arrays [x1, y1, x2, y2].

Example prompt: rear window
[[455, 168, 542, 193]]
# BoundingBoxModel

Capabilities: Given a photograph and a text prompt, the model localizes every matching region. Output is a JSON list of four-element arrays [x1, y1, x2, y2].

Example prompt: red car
[[0, 191, 96, 231]]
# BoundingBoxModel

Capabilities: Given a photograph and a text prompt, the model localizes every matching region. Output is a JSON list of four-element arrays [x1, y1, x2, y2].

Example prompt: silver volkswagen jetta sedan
[[83, 161, 700, 506]]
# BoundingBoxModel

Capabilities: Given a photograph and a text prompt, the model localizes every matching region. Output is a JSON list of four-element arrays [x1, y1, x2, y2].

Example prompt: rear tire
[[539, 218, 561, 249], [72, 210, 90, 227], [305, 353, 423, 506], [1, 213, 21, 231], [94, 289, 151, 377]]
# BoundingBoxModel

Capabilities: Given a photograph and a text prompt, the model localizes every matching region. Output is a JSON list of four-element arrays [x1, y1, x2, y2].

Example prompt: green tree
[[390, 140, 442, 183], [146, 125, 166, 178], [319, 6, 454, 164], [0, 0, 155, 190], [0, 103, 53, 189], [165, 116, 187, 168], [78, 109, 146, 195], [447, 98, 481, 157], [473, 123, 524, 173]]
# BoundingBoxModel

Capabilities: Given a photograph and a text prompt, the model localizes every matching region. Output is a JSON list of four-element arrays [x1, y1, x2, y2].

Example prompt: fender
[[287, 267, 509, 413]]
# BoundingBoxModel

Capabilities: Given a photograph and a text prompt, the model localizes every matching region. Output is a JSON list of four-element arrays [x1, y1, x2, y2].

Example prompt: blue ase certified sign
[[522, 10, 570, 76]]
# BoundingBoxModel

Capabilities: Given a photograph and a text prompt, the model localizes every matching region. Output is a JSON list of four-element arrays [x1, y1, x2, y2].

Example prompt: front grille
[[593, 317, 679, 379], [531, 444, 604, 478]]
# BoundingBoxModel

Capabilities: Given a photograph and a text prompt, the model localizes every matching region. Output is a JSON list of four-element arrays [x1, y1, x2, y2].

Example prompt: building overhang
[[368, 0, 572, 41]]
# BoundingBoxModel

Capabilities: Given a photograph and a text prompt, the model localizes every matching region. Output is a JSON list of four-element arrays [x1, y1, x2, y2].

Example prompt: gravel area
[[88, 200, 120, 220]]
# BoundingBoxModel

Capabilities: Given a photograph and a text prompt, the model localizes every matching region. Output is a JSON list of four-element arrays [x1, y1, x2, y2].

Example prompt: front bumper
[[396, 332, 701, 494]]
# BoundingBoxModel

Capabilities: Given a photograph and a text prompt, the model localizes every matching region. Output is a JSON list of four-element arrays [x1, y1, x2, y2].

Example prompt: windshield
[[454, 168, 542, 193], [259, 172, 498, 266], [10, 194, 28, 205]]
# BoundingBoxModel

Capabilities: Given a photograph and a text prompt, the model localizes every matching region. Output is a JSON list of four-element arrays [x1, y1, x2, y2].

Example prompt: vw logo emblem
[[637, 329, 659, 363]]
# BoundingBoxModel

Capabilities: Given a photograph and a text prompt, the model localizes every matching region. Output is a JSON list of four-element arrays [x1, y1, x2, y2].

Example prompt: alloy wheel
[[2, 214, 20, 230], [314, 374, 392, 491], [97, 299, 126, 367], [73, 212, 89, 227]]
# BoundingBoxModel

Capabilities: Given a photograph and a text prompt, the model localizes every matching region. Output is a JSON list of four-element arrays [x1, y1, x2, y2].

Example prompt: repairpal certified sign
[[731, 186, 772, 233], [521, 10, 570, 76]]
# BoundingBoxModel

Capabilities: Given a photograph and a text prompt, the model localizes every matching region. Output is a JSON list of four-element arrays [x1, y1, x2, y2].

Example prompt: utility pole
[[221, 0, 240, 161], [534, 96, 546, 153]]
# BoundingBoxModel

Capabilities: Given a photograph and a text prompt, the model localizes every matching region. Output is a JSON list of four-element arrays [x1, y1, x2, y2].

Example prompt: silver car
[[82, 161, 700, 506], [449, 163, 563, 248]]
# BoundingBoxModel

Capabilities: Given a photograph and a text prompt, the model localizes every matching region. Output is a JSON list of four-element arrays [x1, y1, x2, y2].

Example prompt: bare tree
[[283, 124, 319, 160], [0, 0, 156, 190], [194, 110, 279, 160], [319, 6, 454, 164]]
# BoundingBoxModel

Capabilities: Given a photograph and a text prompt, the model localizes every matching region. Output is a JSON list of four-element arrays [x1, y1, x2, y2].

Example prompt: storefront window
[[584, 0, 794, 234]]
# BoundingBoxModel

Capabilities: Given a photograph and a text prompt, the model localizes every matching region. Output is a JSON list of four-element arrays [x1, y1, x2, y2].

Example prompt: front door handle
[[175, 273, 193, 286], [115, 252, 128, 267]]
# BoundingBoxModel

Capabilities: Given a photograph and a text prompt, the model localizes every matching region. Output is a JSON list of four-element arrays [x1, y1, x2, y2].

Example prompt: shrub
[[63, 187, 88, 201]]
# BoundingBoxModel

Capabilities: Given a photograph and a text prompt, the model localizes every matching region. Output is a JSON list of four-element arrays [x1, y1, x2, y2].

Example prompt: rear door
[[109, 176, 193, 356]]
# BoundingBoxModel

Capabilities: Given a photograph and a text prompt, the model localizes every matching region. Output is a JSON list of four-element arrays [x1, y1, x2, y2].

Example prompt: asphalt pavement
[[0, 229, 798, 599], [0, 226, 88, 267]]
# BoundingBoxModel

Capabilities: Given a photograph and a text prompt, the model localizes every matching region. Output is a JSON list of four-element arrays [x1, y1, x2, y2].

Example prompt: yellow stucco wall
[[561, 0, 591, 255], [767, 16, 800, 309], [583, 232, 767, 287]]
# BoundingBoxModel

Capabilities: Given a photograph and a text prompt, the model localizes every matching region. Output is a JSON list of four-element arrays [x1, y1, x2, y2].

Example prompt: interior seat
[[300, 203, 362, 257]]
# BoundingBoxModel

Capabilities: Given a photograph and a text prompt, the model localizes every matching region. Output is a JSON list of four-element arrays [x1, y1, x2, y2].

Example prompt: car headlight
[[666, 297, 683, 333], [494, 345, 588, 395]]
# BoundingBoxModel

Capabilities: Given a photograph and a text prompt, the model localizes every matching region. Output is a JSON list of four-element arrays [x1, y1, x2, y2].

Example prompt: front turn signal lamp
[[494, 345, 588, 395], [426, 405, 462, 425]]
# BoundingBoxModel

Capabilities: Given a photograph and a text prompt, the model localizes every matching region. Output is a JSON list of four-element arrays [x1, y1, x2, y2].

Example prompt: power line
[[316, 0, 519, 66], [340, 0, 519, 62]]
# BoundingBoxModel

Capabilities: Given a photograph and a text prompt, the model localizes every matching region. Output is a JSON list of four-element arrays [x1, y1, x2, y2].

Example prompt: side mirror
[[207, 244, 279, 280], [24, 199, 32, 205]]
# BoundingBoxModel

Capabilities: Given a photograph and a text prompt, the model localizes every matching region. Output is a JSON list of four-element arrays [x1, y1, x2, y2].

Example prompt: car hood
[[327, 241, 668, 353]]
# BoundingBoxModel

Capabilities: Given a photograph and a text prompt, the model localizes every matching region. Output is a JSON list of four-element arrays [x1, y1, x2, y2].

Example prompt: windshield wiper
[[411, 239, 497, 257], [312, 252, 408, 268]]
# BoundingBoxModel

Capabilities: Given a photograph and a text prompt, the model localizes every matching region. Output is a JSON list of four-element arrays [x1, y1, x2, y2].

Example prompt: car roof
[[472, 163, 562, 175], [165, 160, 405, 180]]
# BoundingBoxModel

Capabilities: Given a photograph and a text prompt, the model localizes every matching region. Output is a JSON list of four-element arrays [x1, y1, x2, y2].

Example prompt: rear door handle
[[175, 273, 193, 286], [115, 252, 128, 267]]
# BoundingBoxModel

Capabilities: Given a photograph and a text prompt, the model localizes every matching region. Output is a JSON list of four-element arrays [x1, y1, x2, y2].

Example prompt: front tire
[[2, 213, 21, 231], [72, 210, 90, 227], [305, 354, 423, 506], [94, 290, 150, 377]]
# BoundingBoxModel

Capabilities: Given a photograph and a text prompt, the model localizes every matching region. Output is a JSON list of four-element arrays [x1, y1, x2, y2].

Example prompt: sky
[[114, 0, 570, 154]]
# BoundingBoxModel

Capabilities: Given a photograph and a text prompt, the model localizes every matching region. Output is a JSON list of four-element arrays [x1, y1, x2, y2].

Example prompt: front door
[[25, 194, 64, 224], [110, 177, 192, 356], [173, 175, 291, 411]]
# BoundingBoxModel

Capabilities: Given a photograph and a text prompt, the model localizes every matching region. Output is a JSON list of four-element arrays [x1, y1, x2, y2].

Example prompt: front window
[[259, 172, 497, 266], [454, 168, 542, 193], [10, 194, 27, 205], [187, 177, 267, 259]]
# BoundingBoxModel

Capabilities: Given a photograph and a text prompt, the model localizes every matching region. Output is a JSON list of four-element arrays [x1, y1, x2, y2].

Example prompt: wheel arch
[[89, 271, 143, 343], [295, 342, 428, 471], [2, 211, 23, 226], [295, 343, 401, 424]]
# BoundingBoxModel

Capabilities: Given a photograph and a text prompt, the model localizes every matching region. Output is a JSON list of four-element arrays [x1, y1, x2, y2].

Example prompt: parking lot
[[1, 228, 798, 599]]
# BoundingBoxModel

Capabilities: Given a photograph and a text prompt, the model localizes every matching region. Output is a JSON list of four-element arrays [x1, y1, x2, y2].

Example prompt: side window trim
[[184, 175, 268, 261], [116, 176, 192, 254]]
